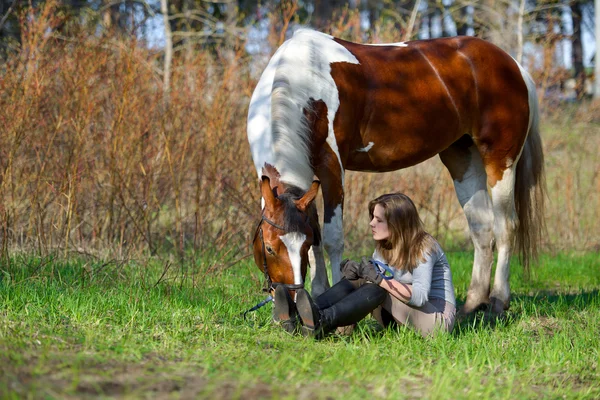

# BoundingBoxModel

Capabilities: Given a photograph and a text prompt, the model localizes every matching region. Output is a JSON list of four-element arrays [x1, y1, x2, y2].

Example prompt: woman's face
[[370, 204, 390, 241]]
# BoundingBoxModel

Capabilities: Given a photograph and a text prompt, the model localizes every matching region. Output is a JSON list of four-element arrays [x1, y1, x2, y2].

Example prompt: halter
[[243, 213, 309, 320], [254, 214, 306, 293]]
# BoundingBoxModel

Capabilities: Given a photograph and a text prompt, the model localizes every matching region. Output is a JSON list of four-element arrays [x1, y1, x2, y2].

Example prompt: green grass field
[[1, 252, 599, 399]]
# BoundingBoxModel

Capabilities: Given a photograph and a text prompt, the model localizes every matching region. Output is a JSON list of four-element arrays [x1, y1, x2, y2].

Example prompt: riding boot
[[296, 283, 387, 339], [273, 285, 299, 334], [314, 278, 356, 309]]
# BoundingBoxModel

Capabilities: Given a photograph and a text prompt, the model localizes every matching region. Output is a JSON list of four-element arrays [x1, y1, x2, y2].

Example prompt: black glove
[[340, 259, 360, 280], [357, 257, 383, 285]]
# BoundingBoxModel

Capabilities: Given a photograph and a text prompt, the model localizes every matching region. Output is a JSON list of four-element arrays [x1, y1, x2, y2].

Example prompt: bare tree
[[161, 0, 172, 96], [571, 0, 586, 97], [404, 0, 422, 40], [516, 0, 526, 63], [314, 0, 345, 30], [595, 0, 600, 98]]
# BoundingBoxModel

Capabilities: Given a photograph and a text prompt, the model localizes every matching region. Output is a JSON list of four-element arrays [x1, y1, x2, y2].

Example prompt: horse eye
[[265, 245, 275, 255]]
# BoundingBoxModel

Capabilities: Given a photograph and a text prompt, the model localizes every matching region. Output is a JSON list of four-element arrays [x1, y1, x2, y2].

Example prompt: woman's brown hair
[[369, 193, 436, 272]]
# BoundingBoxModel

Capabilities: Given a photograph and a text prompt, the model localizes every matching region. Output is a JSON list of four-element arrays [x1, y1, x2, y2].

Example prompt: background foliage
[[0, 0, 598, 270]]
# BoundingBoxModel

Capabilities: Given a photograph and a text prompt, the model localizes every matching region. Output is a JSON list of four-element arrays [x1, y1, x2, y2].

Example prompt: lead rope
[[242, 294, 274, 321]]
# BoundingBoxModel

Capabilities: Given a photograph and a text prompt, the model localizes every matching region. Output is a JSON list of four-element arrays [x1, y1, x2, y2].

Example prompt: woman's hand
[[340, 259, 360, 280], [357, 257, 383, 284]]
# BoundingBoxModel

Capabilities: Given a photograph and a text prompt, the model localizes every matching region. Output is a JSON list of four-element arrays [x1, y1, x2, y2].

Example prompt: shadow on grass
[[236, 288, 600, 340], [451, 289, 600, 336]]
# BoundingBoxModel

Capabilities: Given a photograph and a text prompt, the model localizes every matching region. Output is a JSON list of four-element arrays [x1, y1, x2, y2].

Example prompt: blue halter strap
[[370, 259, 395, 280]]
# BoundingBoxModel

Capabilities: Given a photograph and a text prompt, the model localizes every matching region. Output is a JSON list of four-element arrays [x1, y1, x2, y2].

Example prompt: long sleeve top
[[372, 241, 456, 307]]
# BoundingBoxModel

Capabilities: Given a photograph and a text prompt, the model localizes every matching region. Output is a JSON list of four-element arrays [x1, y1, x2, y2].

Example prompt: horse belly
[[342, 100, 463, 172], [344, 131, 458, 172]]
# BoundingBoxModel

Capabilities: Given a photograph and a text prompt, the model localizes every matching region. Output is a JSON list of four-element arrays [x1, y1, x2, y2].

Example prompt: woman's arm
[[379, 279, 412, 303], [406, 253, 435, 307], [379, 251, 436, 306]]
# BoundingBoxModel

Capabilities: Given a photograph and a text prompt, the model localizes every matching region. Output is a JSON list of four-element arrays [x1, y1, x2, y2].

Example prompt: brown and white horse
[[247, 29, 545, 314]]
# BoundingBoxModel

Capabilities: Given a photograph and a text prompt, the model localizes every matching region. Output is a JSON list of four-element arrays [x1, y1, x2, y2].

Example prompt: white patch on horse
[[357, 142, 374, 152], [448, 145, 494, 308], [279, 232, 307, 286], [453, 146, 487, 207], [366, 42, 408, 47], [247, 42, 292, 180], [490, 164, 517, 305], [270, 29, 359, 189]]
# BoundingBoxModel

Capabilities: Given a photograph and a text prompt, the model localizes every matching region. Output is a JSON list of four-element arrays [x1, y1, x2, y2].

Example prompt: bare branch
[[0, 0, 21, 32]]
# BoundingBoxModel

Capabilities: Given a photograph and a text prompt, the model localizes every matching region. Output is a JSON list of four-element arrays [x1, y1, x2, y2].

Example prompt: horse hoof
[[489, 296, 509, 315], [459, 300, 489, 317], [310, 284, 329, 299], [279, 319, 299, 334]]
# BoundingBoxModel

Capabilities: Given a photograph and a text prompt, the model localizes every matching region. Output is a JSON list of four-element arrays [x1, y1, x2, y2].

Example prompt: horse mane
[[270, 29, 330, 191]]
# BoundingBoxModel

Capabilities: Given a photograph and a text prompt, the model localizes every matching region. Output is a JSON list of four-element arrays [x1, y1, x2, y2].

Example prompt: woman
[[274, 192, 456, 338]]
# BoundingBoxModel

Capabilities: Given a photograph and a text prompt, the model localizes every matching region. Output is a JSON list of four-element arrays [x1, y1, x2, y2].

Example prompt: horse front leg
[[315, 155, 345, 291], [308, 218, 330, 298], [323, 203, 344, 285]]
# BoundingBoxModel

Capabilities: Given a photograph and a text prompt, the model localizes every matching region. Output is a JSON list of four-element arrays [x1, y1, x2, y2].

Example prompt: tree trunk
[[429, 8, 439, 39], [161, 0, 173, 98], [456, 4, 469, 36], [571, 1, 586, 98], [441, 1, 452, 37], [474, 0, 502, 44], [516, 0, 526, 63], [404, 0, 421, 41], [368, 0, 379, 34], [314, 0, 343, 30], [595, 0, 600, 98]]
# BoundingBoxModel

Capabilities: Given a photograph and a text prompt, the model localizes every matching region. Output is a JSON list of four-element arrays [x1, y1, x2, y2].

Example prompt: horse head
[[252, 166, 320, 294]]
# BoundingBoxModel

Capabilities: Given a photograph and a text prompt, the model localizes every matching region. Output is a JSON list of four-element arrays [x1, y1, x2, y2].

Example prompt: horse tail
[[515, 67, 546, 276], [270, 36, 315, 190]]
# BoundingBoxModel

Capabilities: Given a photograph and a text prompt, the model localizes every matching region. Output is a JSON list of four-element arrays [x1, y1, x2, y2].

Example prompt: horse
[[247, 28, 545, 315]]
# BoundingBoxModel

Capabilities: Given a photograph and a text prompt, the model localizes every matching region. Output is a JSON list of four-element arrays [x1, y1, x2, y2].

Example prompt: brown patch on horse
[[304, 99, 329, 165], [329, 36, 529, 185], [304, 99, 345, 223], [331, 37, 473, 171]]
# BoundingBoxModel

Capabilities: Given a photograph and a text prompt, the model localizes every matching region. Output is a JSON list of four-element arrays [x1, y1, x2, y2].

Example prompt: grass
[[1, 252, 599, 399]]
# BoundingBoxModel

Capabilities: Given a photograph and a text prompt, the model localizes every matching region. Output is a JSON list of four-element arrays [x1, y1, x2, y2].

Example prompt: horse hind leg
[[488, 162, 518, 314], [440, 138, 495, 315]]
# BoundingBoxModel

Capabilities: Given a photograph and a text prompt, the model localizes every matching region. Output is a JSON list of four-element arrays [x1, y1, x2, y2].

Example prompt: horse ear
[[260, 175, 277, 210], [295, 180, 320, 212]]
